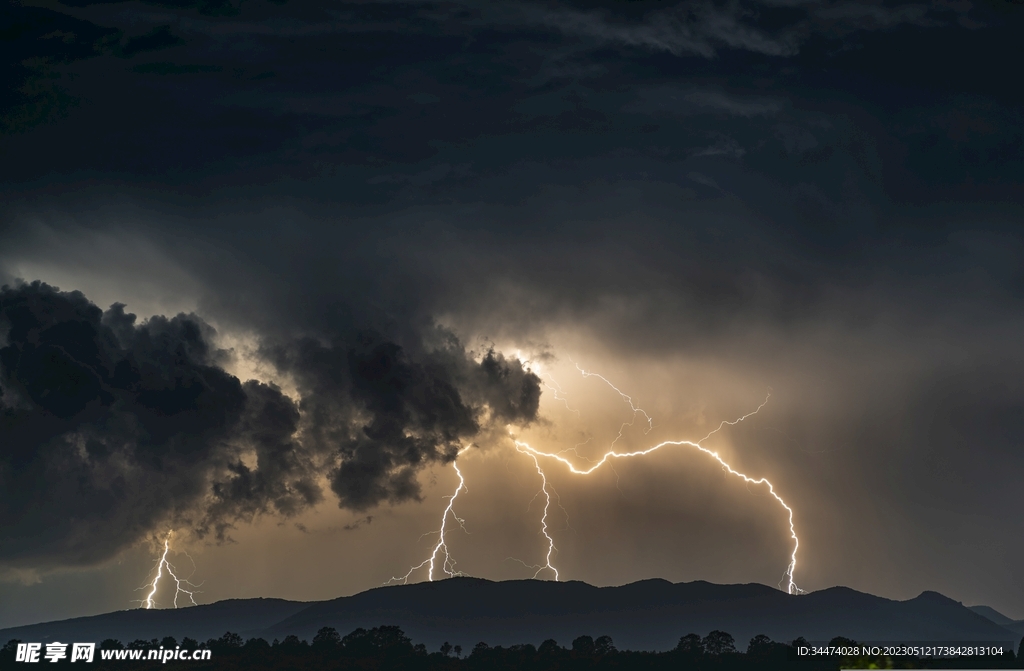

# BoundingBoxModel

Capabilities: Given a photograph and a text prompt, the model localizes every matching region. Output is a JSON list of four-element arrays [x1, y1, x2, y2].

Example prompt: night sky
[[2, 0, 1023, 630]]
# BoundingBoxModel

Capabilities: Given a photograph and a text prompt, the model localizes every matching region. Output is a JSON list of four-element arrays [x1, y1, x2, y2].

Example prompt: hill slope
[[1, 579, 1018, 652], [970, 605, 1024, 638], [264, 578, 1019, 651], [0, 598, 307, 645]]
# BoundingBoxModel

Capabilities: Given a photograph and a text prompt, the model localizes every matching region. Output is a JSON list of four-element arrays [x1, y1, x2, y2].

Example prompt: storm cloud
[[1, 0, 1023, 631], [263, 334, 539, 510], [0, 281, 540, 570]]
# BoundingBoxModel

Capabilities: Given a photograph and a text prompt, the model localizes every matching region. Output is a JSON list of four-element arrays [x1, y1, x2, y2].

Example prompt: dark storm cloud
[[510, 0, 799, 57], [58, 0, 240, 17], [626, 87, 783, 118], [0, 3, 117, 133], [0, 281, 284, 568], [198, 379, 320, 538], [1, 0, 1010, 185], [144, 0, 968, 56], [263, 335, 539, 510], [0, 0, 1023, 619], [0, 281, 541, 568]]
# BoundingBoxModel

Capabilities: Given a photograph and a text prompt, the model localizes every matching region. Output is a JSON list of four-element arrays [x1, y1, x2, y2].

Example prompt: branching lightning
[[386, 448, 471, 585], [136, 533, 202, 609], [543, 375, 580, 417], [696, 392, 772, 445], [573, 362, 653, 446], [511, 443, 559, 580], [512, 370, 802, 594], [386, 359, 803, 596]]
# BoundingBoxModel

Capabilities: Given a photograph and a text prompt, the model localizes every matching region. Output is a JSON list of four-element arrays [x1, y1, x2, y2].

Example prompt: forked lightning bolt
[[384, 361, 802, 595], [510, 444, 559, 580], [513, 369, 802, 594], [137, 534, 202, 609], [386, 449, 470, 584]]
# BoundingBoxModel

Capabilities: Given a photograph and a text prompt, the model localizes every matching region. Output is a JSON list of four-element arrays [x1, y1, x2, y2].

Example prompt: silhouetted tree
[[0, 640, 21, 671], [538, 639, 560, 655], [747, 634, 795, 666], [366, 625, 411, 652], [336, 625, 415, 661], [219, 632, 244, 649], [278, 634, 306, 652], [17, 623, 995, 670], [594, 635, 616, 655], [702, 630, 736, 655], [180, 637, 198, 649], [572, 635, 595, 655], [206, 632, 241, 655], [0, 641, 19, 659], [676, 633, 702, 655], [312, 627, 340, 649], [99, 639, 123, 650], [340, 628, 366, 652], [244, 637, 270, 653]]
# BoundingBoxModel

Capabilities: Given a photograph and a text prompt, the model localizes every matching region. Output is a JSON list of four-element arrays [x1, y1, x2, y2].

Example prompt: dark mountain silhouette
[[972, 605, 1017, 626], [971, 605, 1024, 638], [1, 578, 1018, 652], [0, 598, 306, 645]]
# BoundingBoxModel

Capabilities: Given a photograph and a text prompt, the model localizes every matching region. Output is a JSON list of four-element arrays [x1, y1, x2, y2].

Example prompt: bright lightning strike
[[513, 371, 802, 594], [386, 449, 471, 585], [387, 357, 802, 597], [137, 534, 202, 609], [511, 444, 559, 580]]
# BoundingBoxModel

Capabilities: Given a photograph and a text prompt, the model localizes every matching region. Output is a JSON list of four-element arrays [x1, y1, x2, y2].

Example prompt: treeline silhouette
[[3, 628, 1022, 670]]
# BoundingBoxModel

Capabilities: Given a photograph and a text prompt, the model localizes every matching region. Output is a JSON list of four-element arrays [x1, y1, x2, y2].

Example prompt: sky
[[1, 0, 1023, 631]]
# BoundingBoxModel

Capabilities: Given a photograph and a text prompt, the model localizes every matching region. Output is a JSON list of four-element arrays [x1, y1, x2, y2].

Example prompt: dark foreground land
[[4, 579, 1022, 652], [4, 579, 1023, 669], [4, 626, 1023, 671]]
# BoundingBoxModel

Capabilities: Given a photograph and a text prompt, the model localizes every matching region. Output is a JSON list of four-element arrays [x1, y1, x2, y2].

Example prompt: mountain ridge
[[969, 605, 1024, 638], [1, 578, 1019, 653]]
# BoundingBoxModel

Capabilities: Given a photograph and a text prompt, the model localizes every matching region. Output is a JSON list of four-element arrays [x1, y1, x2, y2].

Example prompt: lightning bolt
[[543, 374, 581, 417], [386, 449, 470, 585], [573, 362, 653, 446], [512, 370, 802, 594], [386, 357, 802, 596], [697, 392, 772, 444], [137, 534, 202, 609], [511, 444, 559, 580]]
